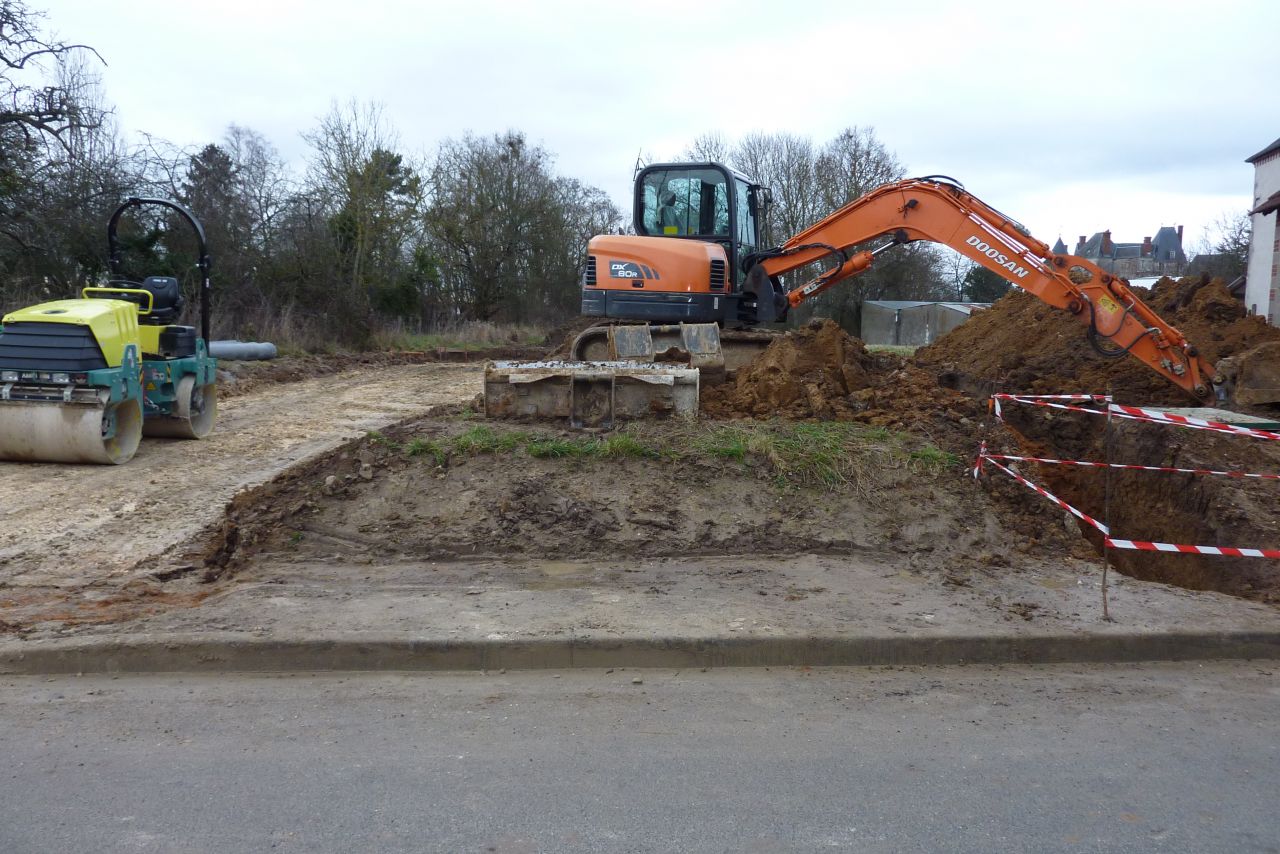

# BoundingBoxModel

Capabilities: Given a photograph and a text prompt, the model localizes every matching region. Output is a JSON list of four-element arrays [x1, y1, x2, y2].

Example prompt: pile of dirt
[[915, 276, 1280, 405], [699, 320, 984, 454], [701, 319, 875, 418], [188, 419, 1046, 580]]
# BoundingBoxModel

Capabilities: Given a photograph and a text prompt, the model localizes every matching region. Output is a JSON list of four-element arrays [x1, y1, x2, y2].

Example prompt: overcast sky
[[41, 0, 1279, 252]]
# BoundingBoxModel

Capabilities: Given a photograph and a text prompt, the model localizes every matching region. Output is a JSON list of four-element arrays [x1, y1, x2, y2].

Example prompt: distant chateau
[[1051, 227, 1186, 277]]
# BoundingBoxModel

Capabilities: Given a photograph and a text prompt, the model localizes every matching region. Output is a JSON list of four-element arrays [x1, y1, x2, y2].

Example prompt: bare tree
[[680, 131, 732, 163], [1192, 210, 1250, 280], [0, 52, 139, 301], [224, 125, 290, 254], [0, 0, 105, 146], [734, 131, 821, 242], [939, 248, 975, 300], [425, 131, 620, 323], [303, 100, 423, 328], [814, 125, 903, 211]]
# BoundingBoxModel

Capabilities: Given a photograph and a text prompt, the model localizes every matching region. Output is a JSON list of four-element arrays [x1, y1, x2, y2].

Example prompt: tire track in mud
[[0, 363, 482, 588]]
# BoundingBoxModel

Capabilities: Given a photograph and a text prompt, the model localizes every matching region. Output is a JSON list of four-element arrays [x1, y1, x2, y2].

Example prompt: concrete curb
[[3, 630, 1279, 674]]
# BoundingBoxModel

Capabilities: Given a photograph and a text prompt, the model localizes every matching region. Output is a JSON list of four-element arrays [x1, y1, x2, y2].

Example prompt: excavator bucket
[[483, 360, 699, 429]]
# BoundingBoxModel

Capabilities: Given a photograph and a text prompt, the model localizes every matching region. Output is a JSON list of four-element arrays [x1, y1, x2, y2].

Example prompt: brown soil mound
[[701, 319, 875, 418], [194, 419, 1023, 578], [916, 276, 1280, 405]]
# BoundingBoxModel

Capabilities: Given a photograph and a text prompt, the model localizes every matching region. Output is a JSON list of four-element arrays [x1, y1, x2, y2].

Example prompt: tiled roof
[[1151, 226, 1186, 263], [1078, 233, 1104, 256]]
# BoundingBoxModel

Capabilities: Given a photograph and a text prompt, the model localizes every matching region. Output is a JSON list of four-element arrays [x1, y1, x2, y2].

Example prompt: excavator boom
[[749, 176, 1215, 399]]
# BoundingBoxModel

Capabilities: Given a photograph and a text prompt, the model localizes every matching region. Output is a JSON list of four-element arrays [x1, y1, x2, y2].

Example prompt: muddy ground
[[0, 363, 481, 630], [2, 275, 1278, 636], [217, 345, 541, 399]]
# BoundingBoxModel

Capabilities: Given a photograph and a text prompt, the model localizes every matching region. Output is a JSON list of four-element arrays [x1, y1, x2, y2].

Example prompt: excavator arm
[[745, 176, 1216, 399]]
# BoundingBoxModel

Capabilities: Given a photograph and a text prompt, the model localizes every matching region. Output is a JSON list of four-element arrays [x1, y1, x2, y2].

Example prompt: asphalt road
[[1, 663, 1277, 853]]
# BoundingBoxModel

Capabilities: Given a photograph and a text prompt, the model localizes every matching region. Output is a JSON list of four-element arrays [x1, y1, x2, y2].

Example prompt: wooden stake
[[1102, 389, 1114, 622]]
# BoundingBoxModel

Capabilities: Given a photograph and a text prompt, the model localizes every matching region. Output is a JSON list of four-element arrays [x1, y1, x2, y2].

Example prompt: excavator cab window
[[734, 178, 760, 280], [639, 167, 730, 238]]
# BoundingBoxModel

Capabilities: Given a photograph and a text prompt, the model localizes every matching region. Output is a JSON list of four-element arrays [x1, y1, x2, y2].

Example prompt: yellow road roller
[[0, 198, 217, 464]]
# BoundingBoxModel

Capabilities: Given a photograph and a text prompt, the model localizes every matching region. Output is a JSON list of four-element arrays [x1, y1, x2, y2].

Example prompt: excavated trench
[[998, 409, 1280, 602]]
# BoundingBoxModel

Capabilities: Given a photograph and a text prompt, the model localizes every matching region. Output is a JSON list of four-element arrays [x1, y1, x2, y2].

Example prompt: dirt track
[[0, 363, 482, 589]]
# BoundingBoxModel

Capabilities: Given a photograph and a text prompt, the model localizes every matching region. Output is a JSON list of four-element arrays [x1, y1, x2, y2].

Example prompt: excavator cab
[[581, 162, 773, 325], [635, 162, 768, 289]]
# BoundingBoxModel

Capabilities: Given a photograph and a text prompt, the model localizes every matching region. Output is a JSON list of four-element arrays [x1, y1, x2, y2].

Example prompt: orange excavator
[[575, 162, 1217, 399]]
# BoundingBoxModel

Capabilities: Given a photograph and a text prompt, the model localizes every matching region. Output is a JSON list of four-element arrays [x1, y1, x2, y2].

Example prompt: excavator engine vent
[[709, 259, 726, 291], [584, 256, 597, 287]]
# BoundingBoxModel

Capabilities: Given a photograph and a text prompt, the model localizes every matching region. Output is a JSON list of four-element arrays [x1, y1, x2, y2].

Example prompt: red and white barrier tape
[[978, 452, 1280, 558], [1105, 539, 1280, 559], [1107, 402, 1280, 442], [975, 446, 1280, 558], [972, 440, 987, 479], [977, 453, 1110, 535], [992, 394, 1280, 442], [982, 393, 1280, 557], [1000, 394, 1113, 401], [980, 452, 1280, 481]]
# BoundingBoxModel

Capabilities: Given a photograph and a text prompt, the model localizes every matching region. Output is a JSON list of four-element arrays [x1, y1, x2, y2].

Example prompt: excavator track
[[569, 322, 779, 377]]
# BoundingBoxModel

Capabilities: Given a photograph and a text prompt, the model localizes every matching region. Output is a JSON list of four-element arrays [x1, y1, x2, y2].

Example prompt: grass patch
[[405, 437, 448, 466], [677, 420, 959, 492], [908, 445, 961, 470], [446, 424, 665, 461], [749, 422, 874, 488], [365, 430, 401, 451], [693, 427, 749, 461], [453, 425, 527, 454], [866, 344, 917, 356], [600, 431, 662, 459], [525, 436, 599, 458], [399, 419, 958, 490]]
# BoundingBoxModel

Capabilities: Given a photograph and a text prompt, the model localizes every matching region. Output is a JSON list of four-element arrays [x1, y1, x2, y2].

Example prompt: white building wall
[[1246, 151, 1280, 323]]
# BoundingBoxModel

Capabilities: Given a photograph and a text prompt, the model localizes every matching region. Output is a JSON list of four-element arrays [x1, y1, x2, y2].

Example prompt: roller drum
[[0, 398, 143, 464], [142, 377, 217, 439]]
